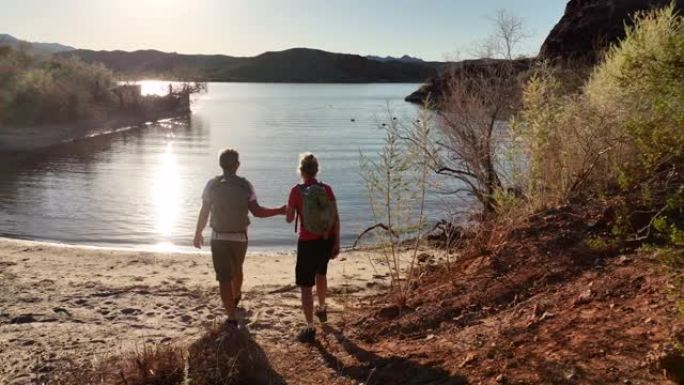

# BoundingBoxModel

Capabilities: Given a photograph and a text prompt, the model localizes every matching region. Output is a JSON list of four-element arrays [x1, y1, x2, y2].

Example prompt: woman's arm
[[286, 187, 297, 223]]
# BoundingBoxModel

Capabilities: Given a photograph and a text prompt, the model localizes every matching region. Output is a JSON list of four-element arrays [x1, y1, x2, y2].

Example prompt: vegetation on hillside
[[351, 6, 684, 383], [0, 46, 117, 126], [512, 4, 684, 241]]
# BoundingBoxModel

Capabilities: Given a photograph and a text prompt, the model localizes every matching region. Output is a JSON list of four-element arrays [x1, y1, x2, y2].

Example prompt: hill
[[59, 47, 442, 83], [0, 33, 75, 55]]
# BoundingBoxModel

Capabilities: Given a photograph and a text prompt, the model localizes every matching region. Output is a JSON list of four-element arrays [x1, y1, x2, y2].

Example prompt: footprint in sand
[[121, 308, 141, 315]]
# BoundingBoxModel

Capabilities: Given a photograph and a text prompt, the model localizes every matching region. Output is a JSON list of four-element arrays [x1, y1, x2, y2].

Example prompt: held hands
[[279, 204, 287, 215], [193, 232, 204, 249]]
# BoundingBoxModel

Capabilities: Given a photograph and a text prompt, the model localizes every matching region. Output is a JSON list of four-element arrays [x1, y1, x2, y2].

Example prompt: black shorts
[[296, 237, 334, 287]]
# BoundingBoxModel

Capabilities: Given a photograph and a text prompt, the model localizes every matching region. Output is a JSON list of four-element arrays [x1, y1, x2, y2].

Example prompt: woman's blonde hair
[[298, 152, 319, 178]]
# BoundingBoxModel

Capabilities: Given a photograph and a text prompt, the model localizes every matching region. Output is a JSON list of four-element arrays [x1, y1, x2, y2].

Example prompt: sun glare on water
[[138, 80, 175, 96], [152, 141, 182, 239]]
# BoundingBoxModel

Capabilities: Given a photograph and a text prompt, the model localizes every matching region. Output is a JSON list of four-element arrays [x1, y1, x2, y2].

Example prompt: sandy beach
[[0, 237, 388, 384]]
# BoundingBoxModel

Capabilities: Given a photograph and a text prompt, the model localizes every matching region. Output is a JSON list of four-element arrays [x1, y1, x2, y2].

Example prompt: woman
[[286, 153, 340, 343]]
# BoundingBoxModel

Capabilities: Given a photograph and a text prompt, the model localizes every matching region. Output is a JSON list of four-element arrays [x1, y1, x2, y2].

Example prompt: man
[[286, 153, 340, 343], [194, 148, 286, 328]]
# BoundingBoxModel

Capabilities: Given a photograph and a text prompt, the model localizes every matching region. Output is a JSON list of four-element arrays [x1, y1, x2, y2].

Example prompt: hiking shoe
[[297, 327, 316, 343], [216, 319, 239, 342], [315, 306, 328, 323], [234, 294, 242, 307], [223, 319, 239, 329]]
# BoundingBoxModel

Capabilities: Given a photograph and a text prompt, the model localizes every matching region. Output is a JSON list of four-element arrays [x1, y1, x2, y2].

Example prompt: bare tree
[[478, 9, 529, 60], [436, 62, 522, 214]]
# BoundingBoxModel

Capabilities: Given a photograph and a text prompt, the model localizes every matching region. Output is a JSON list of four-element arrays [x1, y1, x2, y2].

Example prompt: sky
[[0, 0, 568, 60]]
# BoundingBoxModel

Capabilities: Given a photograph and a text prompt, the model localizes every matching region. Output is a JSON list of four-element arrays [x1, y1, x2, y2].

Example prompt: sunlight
[[152, 141, 182, 238], [138, 80, 175, 96]]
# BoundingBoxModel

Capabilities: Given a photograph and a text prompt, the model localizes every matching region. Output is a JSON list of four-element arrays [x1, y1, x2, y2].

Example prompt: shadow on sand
[[315, 325, 468, 385], [187, 322, 286, 385]]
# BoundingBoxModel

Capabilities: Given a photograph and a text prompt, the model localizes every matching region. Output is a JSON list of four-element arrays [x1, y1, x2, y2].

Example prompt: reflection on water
[[152, 141, 181, 238], [0, 83, 439, 251]]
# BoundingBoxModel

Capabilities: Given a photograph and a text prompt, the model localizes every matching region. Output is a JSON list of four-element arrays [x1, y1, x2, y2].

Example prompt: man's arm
[[193, 201, 211, 249], [249, 200, 286, 218]]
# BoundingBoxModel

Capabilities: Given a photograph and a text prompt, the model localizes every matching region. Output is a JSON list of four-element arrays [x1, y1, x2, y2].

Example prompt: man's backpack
[[296, 183, 336, 237], [209, 175, 251, 233]]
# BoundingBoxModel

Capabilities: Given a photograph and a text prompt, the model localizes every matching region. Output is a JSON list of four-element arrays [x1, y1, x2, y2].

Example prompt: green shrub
[[586, 3, 684, 178], [0, 47, 116, 126], [512, 4, 684, 244], [511, 64, 621, 209]]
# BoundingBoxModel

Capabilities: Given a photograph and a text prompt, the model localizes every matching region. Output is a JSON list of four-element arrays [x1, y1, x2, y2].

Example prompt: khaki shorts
[[210, 240, 247, 282]]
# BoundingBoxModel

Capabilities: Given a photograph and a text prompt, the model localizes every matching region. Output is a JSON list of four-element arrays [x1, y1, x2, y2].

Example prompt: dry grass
[[51, 342, 186, 385], [49, 323, 284, 385], [186, 323, 284, 385]]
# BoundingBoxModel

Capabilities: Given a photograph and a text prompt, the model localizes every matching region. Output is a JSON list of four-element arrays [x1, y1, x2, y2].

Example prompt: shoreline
[[0, 236, 367, 256]]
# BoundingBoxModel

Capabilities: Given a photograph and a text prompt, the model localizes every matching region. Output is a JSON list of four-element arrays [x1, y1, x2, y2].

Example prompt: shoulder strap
[[294, 184, 302, 234]]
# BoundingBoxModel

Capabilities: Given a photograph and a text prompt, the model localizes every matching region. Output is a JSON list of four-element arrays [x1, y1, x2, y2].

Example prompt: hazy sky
[[0, 0, 568, 60]]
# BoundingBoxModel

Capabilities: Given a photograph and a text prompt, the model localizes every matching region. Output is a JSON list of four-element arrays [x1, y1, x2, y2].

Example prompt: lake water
[[0, 82, 446, 252]]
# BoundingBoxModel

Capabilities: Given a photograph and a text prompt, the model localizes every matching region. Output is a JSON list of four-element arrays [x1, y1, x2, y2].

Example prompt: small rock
[[539, 311, 555, 321], [52, 307, 71, 317], [10, 314, 36, 324], [617, 255, 633, 265], [495, 374, 505, 383], [121, 308, 140, 315], [460, 353, 476, 367], [575, 289, 593, 305], [565, 369, 576, 380]]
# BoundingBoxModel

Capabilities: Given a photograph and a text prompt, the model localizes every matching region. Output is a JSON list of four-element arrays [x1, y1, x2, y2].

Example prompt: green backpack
[[296, 183, 336, 236]]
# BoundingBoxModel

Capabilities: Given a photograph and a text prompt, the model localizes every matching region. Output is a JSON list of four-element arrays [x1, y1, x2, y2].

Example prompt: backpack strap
[[294, 184, 304, 234]]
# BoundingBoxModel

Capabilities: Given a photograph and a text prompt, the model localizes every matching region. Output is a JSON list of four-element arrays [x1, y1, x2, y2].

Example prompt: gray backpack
[[209, 175, 251, 233]]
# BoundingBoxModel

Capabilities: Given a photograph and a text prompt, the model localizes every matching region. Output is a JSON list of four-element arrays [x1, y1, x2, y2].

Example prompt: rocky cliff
[[540, 0, 684, 61], [407, 0, 684, 105]]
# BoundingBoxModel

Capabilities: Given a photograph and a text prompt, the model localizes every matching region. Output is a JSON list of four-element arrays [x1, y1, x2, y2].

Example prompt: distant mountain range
[[366, 55, 425, 63], [0, 33, 75, 55], [60, 48, 442, 83], [0, 34, 442, 83]]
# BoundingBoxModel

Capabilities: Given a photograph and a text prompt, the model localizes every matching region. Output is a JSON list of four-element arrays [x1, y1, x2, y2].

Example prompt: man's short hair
[[299, 152, 319, 177], [219, 148, 240, 170]]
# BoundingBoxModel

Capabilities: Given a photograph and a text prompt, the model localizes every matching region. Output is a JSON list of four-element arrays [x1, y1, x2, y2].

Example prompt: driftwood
[[352, 223, 399, 249]]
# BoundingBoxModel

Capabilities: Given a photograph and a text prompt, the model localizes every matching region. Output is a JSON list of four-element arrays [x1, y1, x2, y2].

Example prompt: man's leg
[[300, 286, 315, 326], [315, 274, 327, 308], [232, 271, 243, 301], [219, 281, 237, 320]]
